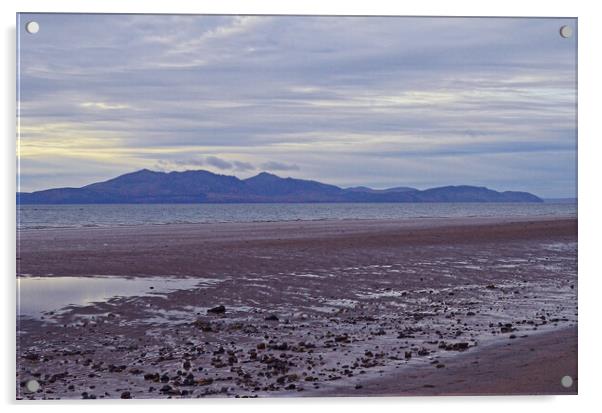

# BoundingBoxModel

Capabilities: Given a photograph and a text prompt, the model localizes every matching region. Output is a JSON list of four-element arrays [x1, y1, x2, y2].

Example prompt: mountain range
[[17, 169, 543, 204]]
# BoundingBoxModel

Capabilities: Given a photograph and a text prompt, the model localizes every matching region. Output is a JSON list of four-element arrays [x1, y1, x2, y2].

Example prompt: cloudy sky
[[17, 14, 577, 197]]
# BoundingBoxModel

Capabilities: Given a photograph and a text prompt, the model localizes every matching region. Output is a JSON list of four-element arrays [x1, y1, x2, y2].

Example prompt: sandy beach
[[16, 216, 578, 399]]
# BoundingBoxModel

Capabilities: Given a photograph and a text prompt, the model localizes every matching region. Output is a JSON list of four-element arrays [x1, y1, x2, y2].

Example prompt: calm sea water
[[16, 203, 577, 230]]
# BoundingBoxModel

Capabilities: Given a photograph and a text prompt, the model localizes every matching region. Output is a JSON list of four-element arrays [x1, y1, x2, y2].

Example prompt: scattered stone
[[22, 353, 40, 362], [207, 305, 226, 314], [192, 320, 213, 332], [270, 342, 289, 351], [144, 373, 160, 382]]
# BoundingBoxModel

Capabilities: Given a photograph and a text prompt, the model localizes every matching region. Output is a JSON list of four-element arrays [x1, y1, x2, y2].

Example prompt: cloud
[[260, 161, 300, 171], [80, 102, 131, 110], [204, 156, 232, 170], [153, 157, 300, 174], [17, 14, 577, 197], [153, 156, 256, 173], [232, 160, 255, 171]]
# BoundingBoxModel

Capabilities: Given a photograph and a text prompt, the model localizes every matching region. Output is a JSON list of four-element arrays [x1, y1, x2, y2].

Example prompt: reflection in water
[[16, 276, 216, 318]]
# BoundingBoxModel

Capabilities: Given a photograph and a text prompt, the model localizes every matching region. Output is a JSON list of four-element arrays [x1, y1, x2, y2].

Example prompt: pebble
[[207, 305, 226, 314]]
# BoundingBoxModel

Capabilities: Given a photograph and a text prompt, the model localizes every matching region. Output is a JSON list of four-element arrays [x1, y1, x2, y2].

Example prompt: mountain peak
[[136, 168, 157, 174], [245, 171, 280, 181], [257, 171, 279, 178]]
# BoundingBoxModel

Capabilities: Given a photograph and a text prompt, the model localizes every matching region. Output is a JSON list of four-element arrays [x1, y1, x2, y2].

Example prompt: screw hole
[[561, 375, 573, 388], [25, 21, 39, 34], [25, 379, 40, 393], [559, 25, 573, 38]]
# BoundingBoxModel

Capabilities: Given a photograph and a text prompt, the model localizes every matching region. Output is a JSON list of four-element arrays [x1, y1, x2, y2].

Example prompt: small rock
[[271, 342, 289, 351], [144, 373, 160, 382], [192, 320, 213, 331], [207, 305, 226, 314], [417, 348, 429, 356], [23, 353, 40, 361]]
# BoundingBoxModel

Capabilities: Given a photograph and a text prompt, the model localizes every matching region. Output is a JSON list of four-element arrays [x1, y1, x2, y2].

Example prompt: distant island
[[17, 169, 543, 204]]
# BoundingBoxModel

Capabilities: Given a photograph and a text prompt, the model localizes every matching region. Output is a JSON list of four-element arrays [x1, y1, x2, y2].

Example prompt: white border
[[2, 1, 600, 412]]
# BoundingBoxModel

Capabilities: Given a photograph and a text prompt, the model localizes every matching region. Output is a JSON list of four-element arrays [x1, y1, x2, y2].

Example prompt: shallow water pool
[[16, 276, 219, 318]]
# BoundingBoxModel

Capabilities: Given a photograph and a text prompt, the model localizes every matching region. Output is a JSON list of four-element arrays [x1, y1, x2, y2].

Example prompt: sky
[[17, 14, 577, 197]]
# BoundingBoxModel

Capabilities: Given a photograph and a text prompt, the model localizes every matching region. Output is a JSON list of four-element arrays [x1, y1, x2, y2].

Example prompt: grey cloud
[[205, 156, 233, 170], [176, 159, 205, 166], [232, 161, 255, 171], [154, 157, 255, 173], [260, 161, 300, 171]]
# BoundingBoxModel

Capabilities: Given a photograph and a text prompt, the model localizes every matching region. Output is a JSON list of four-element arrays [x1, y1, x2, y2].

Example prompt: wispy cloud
[[80, 102, 132, 110], [261, 161, 300, 171]]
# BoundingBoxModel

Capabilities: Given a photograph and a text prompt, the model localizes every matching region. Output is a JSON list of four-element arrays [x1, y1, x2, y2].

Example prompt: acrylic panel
[[16, 14, 577, 399]]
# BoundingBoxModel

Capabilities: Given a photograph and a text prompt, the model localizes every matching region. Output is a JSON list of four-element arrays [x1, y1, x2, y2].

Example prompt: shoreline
[[17, 213, 577, 233]]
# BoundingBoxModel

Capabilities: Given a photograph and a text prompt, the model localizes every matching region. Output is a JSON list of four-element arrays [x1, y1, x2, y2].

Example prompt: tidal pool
[[16, 276, 218, 319]]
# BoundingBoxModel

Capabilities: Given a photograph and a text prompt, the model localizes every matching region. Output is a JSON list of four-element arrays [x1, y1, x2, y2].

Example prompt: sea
[[16, 202, 577, 230]]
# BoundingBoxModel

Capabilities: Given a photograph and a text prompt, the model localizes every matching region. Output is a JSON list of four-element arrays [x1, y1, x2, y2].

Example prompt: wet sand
[[16, 216, 577, 399], [321, 326, 578, 396]]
